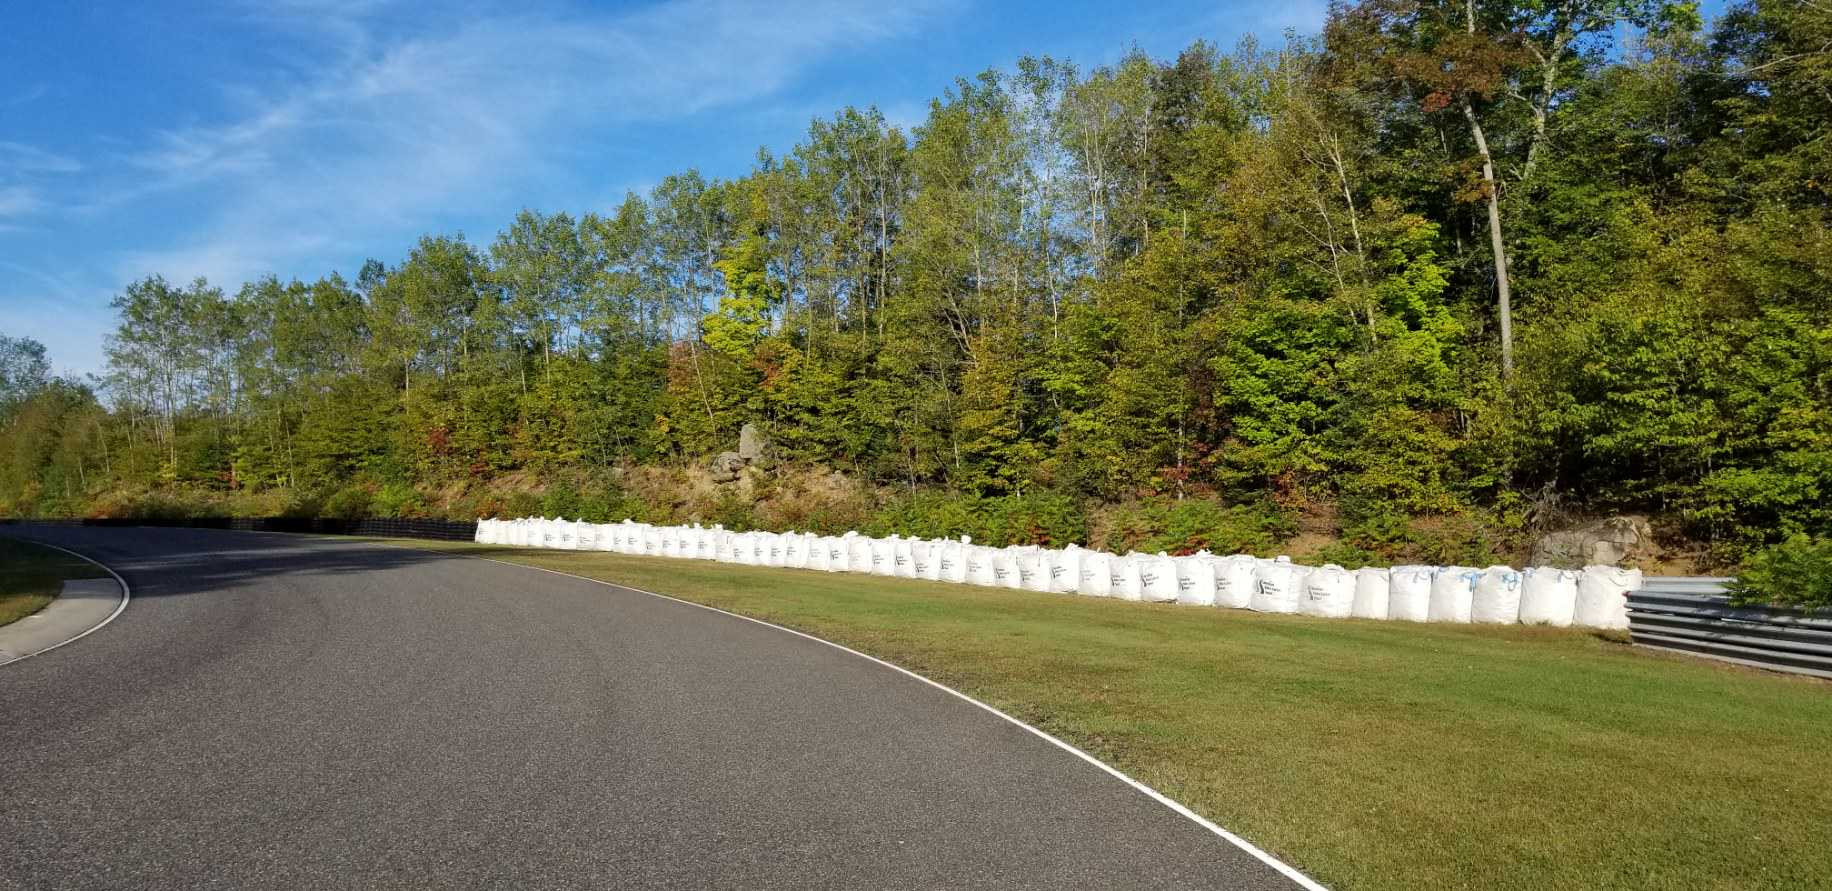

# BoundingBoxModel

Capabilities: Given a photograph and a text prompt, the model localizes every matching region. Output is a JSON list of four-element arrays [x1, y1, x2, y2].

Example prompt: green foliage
[[1098, 499, 1297, 555], [370, 483, 429, 518], [320, 486, 373, 520], [866, 492, 1087, 547], [1339, 511, 1508, 566], [1726, 535, 1832, 610]]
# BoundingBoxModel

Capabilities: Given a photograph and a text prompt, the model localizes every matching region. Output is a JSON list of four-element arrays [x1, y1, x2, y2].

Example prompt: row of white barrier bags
[[474, 518, 1638, 629]]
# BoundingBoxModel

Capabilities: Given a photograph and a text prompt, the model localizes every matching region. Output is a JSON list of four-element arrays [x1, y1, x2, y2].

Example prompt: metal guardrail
[[0, 516, 479, 542], [1628, 577, 1832, 680]]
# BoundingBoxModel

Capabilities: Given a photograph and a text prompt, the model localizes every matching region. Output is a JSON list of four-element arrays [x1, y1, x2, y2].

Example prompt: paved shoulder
[[0, 526, 1305, 889], [0, 578, 124, 665]]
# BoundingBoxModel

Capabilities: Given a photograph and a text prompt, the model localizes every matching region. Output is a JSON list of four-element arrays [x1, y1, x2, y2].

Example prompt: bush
[[1727, 535, 1832, 610], [1097, 498, 1295, 555], [867, 492, 1086, 547], [1338, 511, 1507, 566], [320, 486, 373, 519], [500, 490, 542, 519], [540, 483, 585, 520], [370, 483, 428, 518]]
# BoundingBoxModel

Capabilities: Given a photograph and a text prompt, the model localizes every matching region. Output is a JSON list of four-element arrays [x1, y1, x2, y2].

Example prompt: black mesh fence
[[0, 516, 478, 542]]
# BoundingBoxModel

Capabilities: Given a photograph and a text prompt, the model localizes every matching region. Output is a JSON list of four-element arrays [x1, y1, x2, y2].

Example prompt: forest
[[2, 0, 1827, 571]]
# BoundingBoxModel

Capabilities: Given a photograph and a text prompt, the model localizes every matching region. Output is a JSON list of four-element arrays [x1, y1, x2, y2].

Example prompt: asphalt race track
[[0, 526, 1305, 889]]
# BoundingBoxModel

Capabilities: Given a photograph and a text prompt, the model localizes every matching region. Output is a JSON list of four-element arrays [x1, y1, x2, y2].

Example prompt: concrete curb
[[0, 543, 130, 668]]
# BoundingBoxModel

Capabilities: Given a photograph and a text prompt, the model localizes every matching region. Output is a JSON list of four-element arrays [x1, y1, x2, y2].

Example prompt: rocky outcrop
[[738, 422, 771, 468], [709, 451, 746, 484], [1530, 515, 1657, 568]]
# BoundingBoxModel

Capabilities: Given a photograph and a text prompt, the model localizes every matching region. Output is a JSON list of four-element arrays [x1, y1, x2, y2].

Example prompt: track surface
[[0, 526, 1302, 889]]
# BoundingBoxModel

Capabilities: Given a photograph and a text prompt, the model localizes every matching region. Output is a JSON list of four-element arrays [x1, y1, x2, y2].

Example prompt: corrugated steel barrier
[[1628, 577, 1832, 680]]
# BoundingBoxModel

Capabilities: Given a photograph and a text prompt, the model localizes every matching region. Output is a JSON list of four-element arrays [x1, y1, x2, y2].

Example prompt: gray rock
[[739, 422, 770, 464], [1530, 515, 1656, 568], [709, 452, 746, 484]]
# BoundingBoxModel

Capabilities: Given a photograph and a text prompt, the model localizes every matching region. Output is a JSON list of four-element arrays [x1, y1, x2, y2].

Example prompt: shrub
[[500, 490, 541, 519], [1098, 498, 1295, 555], [540, 484, 585, 519], [1727, 535, 1832, 610], [1338, 511, 1507, 566], [370, 482, 428, 518], [867, 492, 1086, 547], [320, 486, 373, 519]]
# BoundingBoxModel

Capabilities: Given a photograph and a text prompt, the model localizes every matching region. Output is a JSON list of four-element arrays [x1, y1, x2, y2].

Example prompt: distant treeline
[[2, 0, 1827, 566]]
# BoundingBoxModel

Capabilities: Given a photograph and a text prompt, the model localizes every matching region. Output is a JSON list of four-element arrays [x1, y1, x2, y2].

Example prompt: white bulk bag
[[1049, 546, 1083, 594], [1575, 565, 1640, 629], [1110, 554, 1145, 601], [1138, 552, 1179, 603], [909, 540, 934, 579], [869, 536, 897, 577], [1351, 567, 1390, 619], [714, 531, 736, 563], [781, 532, 803, 567], [1077, 551, 1114, 597], [1471, 566, 1524, 624], [938, 540, 968, 584], [574, 520, 597, 551], [474, 519, 491, 544], [642, 526, 662, 556], [992, 549, 1022, 589], [893, 538, 917, 578], [824, 536, 850, 573], [837, 533, 865, 573], [1175, 554, 1218, 606], [1016, 549, 1049, 592], [506, 520, 524, 547], [1428, 567, 1479, 623], [1388, 566, 1433, 621], [559, 519, 581, 550], [1518, 567, 1579, 627], [728, 532, 752, 565], [598, 523, 620, 552], [964, 546, 996, 587], [1251, 561, 1306, 613], [661, 525, 681, 558], [751, 532, 776, 567], [1213, 555, 1257, 609], [1301, 564, 1356, 618], [804, 536, 830, 571]]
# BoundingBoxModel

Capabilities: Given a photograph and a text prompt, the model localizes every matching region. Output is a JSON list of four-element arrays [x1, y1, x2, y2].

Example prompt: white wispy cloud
[[0, 185, 46, 218], [0, 141, 82, 174], [110, 0, 952, 286]]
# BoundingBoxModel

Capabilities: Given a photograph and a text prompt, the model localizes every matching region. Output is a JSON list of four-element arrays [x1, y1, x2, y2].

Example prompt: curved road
[[1, 526, 1305, 889]]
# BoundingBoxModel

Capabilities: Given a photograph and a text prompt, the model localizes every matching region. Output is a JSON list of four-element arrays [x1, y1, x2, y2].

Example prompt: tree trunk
[[1465, 0, 1514, 378], [1462, 97, 1513, 378]]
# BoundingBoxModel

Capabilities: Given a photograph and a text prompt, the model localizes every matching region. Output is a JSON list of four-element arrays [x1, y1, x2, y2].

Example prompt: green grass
[[387, 540, 1832, 890], [0, 538, 103, 627]]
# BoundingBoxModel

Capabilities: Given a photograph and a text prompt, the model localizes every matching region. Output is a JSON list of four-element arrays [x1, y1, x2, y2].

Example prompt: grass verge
[[0, 538, 104, 628], [384, 539, 1831, 890]]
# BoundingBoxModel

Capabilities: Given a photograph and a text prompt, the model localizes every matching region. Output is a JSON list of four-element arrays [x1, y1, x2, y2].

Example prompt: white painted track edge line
[[0, 540, 131, 668], [466, 552, 1330, 891]]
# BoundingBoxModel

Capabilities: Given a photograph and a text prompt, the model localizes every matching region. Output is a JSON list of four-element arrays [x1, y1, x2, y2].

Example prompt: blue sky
[[0, 0, 1328, 378]]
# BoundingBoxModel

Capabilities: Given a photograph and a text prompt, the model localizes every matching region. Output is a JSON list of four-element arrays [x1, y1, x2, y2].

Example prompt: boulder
[[1531, 515, 1656, 568], [709, 451, 746, 484], [739, 422, 771, 467]]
